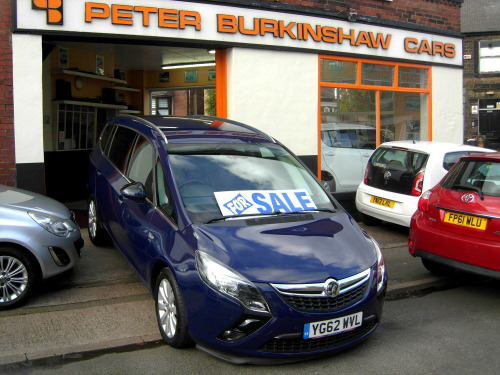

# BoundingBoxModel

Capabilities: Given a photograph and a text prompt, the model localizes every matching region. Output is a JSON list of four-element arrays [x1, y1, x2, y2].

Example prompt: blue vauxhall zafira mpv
[[88, 115, 387, 364]]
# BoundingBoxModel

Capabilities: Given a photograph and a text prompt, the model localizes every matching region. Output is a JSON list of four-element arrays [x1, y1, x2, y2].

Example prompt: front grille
[[271, 269, 372, 312], [280, 282, 368, 312], [258, 318, 377, 353]]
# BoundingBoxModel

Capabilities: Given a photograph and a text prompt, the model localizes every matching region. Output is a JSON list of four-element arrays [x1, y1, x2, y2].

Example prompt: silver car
[[0, 185, 83, 309]]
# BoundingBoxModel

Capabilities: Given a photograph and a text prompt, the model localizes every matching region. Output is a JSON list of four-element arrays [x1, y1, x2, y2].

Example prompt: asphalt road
[[3, 278, 499, 375]]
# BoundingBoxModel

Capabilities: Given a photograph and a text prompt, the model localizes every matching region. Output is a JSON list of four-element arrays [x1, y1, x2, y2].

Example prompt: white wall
[[226, 48, 318, 157], [13, 34, 44, 164], [431, 66, 464, 143]]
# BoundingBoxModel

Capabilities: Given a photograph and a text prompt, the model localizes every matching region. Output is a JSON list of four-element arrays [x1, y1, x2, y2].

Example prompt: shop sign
[[15, 0, 462, 66]]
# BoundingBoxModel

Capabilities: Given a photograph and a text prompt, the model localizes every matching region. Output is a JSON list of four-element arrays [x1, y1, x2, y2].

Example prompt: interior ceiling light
[[162, 61, 215, 70]]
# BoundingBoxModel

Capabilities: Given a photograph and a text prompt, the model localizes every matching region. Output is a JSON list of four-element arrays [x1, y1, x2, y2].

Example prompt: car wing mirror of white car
[[121, 182, 147, 201]]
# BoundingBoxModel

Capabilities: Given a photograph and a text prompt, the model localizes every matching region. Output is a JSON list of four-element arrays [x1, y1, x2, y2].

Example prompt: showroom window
[[320, 57, 431, 145], [478, 40, 500, 74]]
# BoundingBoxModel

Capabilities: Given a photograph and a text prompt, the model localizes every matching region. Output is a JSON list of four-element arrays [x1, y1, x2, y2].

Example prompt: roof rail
[[116, 114, 169, 144], [190, 115, 277, 143]]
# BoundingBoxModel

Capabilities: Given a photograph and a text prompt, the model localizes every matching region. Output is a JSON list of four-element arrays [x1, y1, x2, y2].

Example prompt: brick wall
[[219, 0, 463, 33], [173, 91, 188, 116], [0, 0, 15, 187]]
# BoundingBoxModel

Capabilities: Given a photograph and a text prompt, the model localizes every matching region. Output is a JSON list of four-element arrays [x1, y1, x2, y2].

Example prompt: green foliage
[[205, 89, 216, 116]]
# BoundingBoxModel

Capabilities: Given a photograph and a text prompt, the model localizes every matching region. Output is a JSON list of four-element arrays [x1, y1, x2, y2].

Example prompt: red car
[[409, 152, 500, 279]]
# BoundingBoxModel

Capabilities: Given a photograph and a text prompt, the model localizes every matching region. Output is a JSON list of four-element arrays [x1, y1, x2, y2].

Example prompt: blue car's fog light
[[219, 316, 271, 342]]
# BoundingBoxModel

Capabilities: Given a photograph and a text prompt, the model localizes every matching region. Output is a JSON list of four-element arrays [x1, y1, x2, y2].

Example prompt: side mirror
[[121, 182, 146, 201]]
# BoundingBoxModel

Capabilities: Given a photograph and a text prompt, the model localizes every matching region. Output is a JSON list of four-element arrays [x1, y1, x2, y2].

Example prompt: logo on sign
[[32, 0, 63, 25], [223, 193, 254, 215], [461, 193, 475, 203]]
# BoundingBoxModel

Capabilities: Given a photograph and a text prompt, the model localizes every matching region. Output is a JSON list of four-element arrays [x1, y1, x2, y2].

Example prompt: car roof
[[321, 123, 375, 131], [377, 140, 495, 155], [115, 115, 276, 144]]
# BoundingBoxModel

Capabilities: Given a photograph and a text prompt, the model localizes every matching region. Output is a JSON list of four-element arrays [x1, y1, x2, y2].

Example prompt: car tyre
[[88, 196, 109, 246], [421, 259, 455, 276], [0, 247, 37, 310], [359, 213, 382, 226], [155, 267, 193, 348]]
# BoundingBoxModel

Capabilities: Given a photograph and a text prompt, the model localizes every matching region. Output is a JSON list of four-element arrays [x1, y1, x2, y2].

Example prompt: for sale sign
[[214, 190, 317, 217]]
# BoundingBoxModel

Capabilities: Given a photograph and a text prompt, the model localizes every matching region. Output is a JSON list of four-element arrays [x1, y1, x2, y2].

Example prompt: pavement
[[0, 207, 454, 367]]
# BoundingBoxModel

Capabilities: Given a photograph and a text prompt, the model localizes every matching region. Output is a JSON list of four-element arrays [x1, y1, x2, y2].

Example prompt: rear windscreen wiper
[[451, 184, 484, 200]]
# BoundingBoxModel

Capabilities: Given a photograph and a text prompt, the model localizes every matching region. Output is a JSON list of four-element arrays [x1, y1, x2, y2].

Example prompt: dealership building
[[1, 0, 464, 205]]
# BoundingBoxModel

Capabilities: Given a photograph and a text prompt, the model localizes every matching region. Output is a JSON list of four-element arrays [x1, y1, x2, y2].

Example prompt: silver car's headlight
[[196, 251, 270, 314], [371, 237, 386, 294], [29, 212, 75, 237]]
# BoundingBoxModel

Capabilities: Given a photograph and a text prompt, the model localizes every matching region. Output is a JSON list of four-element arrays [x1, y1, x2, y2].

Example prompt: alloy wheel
[[88, 199, 97, 240], [157, 278, 177, 339], [0, 255, 28, 304]]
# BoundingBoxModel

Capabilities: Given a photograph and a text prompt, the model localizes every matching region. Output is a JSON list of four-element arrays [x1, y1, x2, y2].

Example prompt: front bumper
[[27, 227, 83, 279], [184, 263, 386, 362]]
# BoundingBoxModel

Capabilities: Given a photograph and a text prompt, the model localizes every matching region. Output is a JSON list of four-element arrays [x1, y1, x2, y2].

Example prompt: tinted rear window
[[442, 160, 500, 197], [366, 147, 429, 195]]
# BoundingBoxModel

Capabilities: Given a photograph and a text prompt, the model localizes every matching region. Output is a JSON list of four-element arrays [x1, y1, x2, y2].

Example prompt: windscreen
[[166, 143, 335, 223]]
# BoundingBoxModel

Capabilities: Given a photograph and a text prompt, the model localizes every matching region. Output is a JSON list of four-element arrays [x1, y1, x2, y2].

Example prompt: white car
[[321, 123, 378, 194], [355, 141, 494, 227]]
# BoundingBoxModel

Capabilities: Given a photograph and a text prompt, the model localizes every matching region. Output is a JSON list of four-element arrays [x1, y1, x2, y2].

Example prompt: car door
[[143, 158, 181, 283], [357, 128, 376, 177], [98, 125, 137, 244], [116, 134, 157, 275], [321, 128, 363, 192], [90, 123, 116, 227]]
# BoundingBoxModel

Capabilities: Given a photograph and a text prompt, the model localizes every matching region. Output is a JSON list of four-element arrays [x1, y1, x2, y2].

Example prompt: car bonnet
[[193, 212, 377, 284], [0, 185, 71, 219]]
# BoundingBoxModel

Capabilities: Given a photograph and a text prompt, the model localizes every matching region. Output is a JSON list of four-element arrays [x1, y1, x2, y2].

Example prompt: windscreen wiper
[[451, 184, 484, 200], [204, 209, 336, 224]]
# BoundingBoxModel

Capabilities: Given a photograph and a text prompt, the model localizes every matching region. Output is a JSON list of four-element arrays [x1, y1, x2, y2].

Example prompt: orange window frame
[[215, 49, 228, 118], [317, 55, 432, 178]]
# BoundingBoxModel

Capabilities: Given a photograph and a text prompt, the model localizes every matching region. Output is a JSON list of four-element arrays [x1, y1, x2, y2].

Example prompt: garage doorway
[[42, 42, 217, 209]]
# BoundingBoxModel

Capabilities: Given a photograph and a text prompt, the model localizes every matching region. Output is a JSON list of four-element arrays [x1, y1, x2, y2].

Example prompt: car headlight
[[29, 212, 75, 237], [196, 251, 271, 314], [371, 237, 386, 294]]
